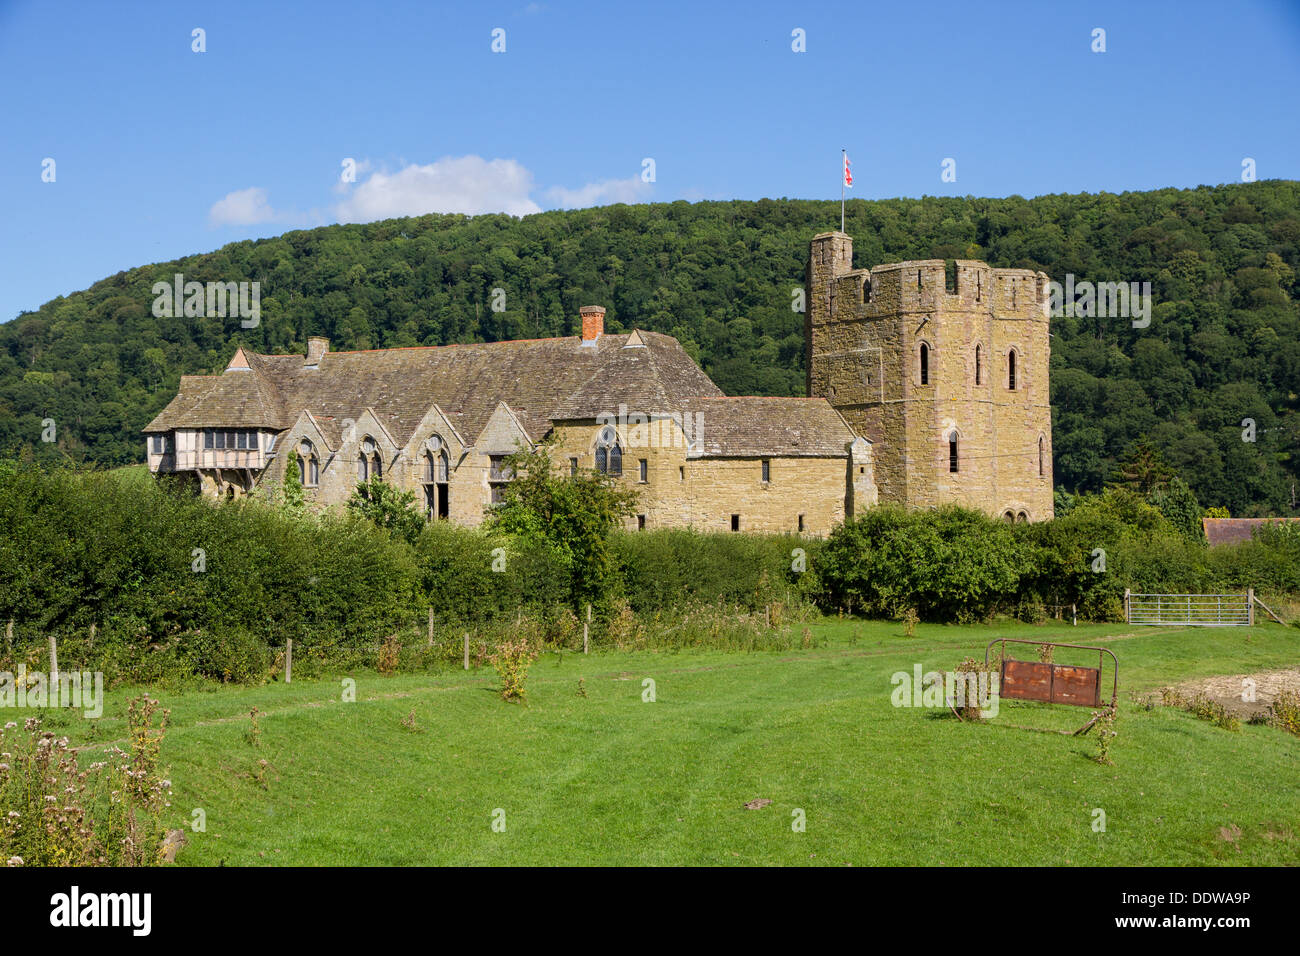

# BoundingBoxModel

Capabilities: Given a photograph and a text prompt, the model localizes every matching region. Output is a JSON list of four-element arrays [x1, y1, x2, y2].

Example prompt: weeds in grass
[[576, 678, 587, 698], [1160, 688, 1240, 731], [1038, 643, 1054, 664], [245, 707, 262, 748], [1260, 690, 1300, 737], [1095, 706, 1117, 764], [490, 639, 539, 703], [952, 656, 998, 722], [0, 696, 172, 866], [901, 607, 919, 637], [401, 709, 419, 733]]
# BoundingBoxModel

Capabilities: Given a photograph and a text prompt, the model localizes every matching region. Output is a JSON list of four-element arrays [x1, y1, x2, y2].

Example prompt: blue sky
[[2, 0, 1298, 323]]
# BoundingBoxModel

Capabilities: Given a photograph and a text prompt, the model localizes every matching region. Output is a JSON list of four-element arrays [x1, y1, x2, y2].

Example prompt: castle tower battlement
[[805, 231, 1054, 522]]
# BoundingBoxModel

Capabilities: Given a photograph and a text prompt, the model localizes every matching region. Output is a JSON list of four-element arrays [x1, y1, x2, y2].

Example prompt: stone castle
[[144, 230, 1053, 531], [807, 231, 1053, 522]]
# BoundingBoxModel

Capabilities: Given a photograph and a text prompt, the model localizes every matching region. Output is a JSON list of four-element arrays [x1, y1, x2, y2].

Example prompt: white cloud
[[208, 187, 277, 226], [334, 157, 542, 222], [543, 176, 652, 209], [212, 159, 657, 231]]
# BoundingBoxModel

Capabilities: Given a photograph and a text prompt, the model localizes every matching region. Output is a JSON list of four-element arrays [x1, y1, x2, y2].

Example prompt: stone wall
[[548, 420, 845, 534]]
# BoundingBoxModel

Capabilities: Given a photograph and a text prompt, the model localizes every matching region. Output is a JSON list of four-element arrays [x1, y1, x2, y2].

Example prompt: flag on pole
[[843, 153, 853, 188]]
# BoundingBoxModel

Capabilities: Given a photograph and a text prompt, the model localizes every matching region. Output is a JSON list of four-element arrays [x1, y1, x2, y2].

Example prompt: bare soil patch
[[1153, 667, 1300, 719]]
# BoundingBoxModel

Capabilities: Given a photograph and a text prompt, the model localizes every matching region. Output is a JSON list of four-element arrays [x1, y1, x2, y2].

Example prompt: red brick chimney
[[580, 306, 605, 343]]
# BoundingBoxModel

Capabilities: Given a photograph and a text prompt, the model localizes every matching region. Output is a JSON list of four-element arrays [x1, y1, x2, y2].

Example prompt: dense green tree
[[346, 477, 424, 546], [489, 444, 640, 612]]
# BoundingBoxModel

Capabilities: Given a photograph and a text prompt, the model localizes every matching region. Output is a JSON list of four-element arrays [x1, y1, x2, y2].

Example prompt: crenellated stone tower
[[806, 231, 1054, 522]]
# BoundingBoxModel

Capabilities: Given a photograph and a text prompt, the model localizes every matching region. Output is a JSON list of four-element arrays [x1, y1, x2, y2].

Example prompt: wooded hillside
[[2, 181, 1297, 514]]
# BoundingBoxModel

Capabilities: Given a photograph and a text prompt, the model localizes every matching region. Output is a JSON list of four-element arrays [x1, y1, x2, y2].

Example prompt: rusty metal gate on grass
[[984, 638, 1118, 735]]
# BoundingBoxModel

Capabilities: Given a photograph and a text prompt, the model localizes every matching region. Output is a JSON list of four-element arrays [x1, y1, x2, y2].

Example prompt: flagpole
[[840, 148, 846, 232]]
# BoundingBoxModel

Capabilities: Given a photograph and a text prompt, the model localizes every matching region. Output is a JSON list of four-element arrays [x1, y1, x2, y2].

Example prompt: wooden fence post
[[583, 604, 591, 654], [285, 638, 292, 684], [89, 623, 97, 646], [1247, 587, 1255, 626], [1071, 603, 1077, 627], [1123, 589, 1131, 623], [49, 635, 58, 685], [463, 633, 469, 671], [428, 607, 434, 646]]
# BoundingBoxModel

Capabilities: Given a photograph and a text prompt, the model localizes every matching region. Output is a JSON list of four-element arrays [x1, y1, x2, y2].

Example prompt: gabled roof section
[[677, 396, 856, 458], [351, 407, 401, 451], [1203, 517, 1300, 547], [144, 355, 287, 432], [549, 332, 721, 421], [474, 401, 536, 453]]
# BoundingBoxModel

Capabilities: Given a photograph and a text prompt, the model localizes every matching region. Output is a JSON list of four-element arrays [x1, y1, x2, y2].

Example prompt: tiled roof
[[1203, 517, 1300, 547], [144, 331, 731, 448], [678, 396, 857, 458], [144, 363, 287, 431]]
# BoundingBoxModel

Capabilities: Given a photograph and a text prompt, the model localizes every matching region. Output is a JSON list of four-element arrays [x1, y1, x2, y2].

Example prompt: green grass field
[[43, 618, 1300, 865]]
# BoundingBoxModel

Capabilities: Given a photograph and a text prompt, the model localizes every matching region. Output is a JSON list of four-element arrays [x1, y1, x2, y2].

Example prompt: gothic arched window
[[298, 439, 318, 487], [594, 427, 622, 476], [920, 343, 930, 385]]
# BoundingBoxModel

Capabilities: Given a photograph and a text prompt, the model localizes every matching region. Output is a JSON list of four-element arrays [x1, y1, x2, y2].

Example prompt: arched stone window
[[298, 439, 318, 487], [1008, 350, 1019, 390], [423, 435, 450, 519], [1038, 436, 1045, 477], [1003, 510, 1015, 524], [359, 436, 381, 481], [1016, 510, 1028, 523], [919, 343, 930, 386], [594, 425, 622, 476], [948, 433, 959, 473], [975, 345, 982, 385]]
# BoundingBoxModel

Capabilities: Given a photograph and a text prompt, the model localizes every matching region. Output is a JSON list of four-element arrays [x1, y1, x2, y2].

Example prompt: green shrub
[[613, 528, 818, 615], [819, 506, 1020, 622]]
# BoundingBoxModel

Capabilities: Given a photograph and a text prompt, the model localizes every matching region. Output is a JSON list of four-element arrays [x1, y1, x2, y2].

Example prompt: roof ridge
[[249, 331, 638, 360], [687, 395, 830, 401]]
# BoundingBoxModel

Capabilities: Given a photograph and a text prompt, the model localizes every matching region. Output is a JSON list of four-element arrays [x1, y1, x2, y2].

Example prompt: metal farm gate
[[1125, 589, 1254, 626]]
